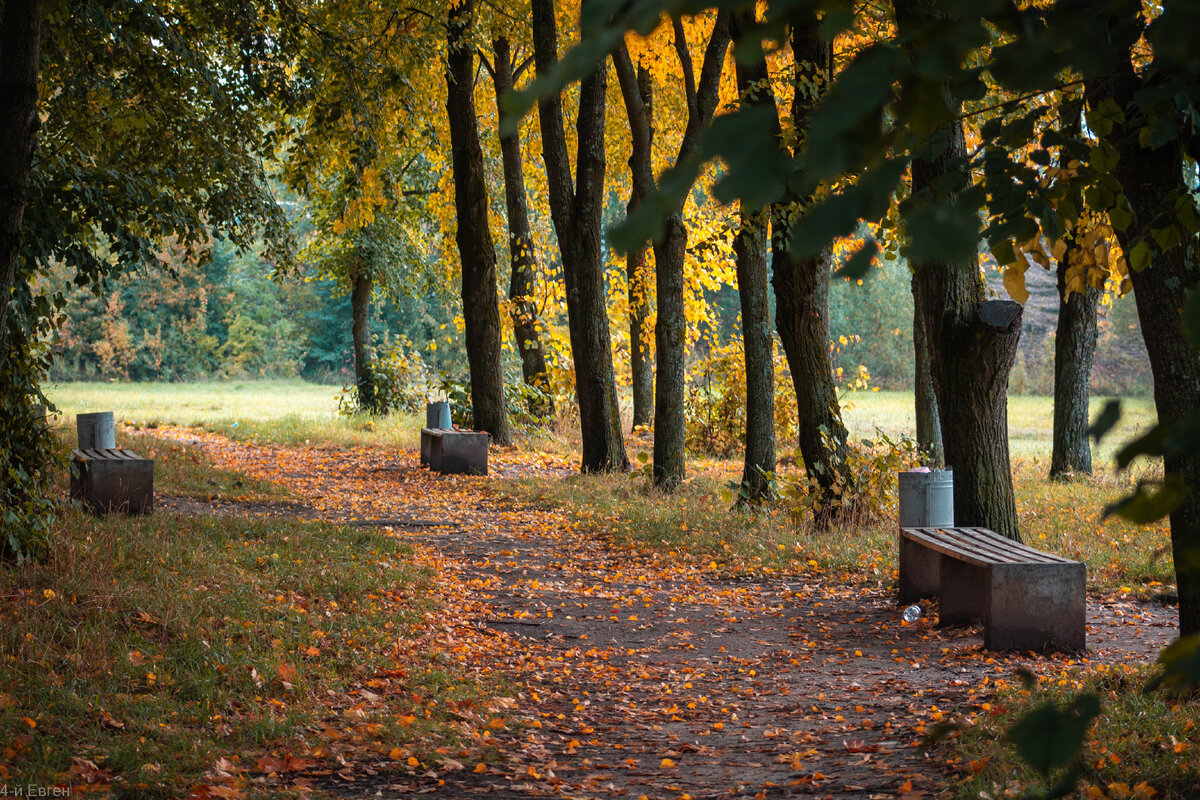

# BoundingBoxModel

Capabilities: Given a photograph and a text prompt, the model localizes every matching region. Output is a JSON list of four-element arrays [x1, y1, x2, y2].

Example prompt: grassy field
[[46, 380, 1159, 464]]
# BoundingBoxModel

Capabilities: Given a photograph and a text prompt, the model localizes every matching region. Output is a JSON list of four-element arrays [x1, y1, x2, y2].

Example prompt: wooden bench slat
[[902, 527, 1067, 565], [951, 527, 1073, 563]]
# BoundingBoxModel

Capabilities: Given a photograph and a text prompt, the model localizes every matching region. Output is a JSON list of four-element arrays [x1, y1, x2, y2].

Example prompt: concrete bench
[[420, 428, 488, 476], [899, 526, 1085, 652], [70, 448, 154, 514]]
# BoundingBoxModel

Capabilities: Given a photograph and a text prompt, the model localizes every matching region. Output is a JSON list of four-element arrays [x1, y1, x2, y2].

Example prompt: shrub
[[339, 334, 429, 416], [773, 430, 924, 527]]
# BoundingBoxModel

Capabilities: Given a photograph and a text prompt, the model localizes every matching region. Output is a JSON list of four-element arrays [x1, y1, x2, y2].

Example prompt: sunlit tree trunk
[[1089, 59, 1200, 636], [447, 0, 511, 445], [532, 0, 627, 472], [491, 36, 553, 420], [896, 0, 1023, 541], [0, 0, 41, 364]]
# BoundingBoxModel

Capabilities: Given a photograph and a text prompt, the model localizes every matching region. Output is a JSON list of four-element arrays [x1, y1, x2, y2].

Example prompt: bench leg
[[985, 563, 1086, 652], [940, 559, 988, 625], [899, 535, 941, 604]]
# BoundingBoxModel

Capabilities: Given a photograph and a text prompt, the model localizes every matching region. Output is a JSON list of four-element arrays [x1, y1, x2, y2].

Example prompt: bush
[[684, 337, 797, 457], [774, 430, 924, 527], [338, 335, 429, 416]]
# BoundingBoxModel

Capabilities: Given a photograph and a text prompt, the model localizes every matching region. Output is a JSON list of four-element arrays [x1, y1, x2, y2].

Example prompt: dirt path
[[151, 429, 1177, 800]]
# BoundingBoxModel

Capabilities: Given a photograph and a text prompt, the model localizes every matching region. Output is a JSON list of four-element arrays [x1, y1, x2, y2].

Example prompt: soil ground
[[150, 428, 1177, 800]]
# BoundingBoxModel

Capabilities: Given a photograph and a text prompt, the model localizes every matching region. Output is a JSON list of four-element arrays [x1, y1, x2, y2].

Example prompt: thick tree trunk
[[735, 208, 775, 503], [350, 267, 376, 413], [1089, 63, 1200, 636], [447, 0, 511, 445], [491, 36, 552, 419], [1050, 105, 1098, 479], [1050, 257, 1099, 478], [613, 53, 654, 431], [0, 0, 42, 363], [896, 0, 1022, 540], [768, 18, 853, 527], [532, 0, 627, 472], [912, 278, 944, 466]]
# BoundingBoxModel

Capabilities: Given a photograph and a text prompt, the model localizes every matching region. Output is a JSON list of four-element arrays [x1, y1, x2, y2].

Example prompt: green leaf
[[906, 203, 981, 266], [1087, 399, 1122, 445], [1103, 476, 1188, 524], [1145, 634, 1200, 695], [1004, 694, 1100, 778], [834, 239, 878, 281], [1128, 237, 1152, 271]]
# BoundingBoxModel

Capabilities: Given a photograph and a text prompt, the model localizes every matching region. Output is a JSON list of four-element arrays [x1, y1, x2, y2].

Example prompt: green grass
[[2, 424, 495, 797], [46, 379, 423, 450], [949, 665, 1200, 799]]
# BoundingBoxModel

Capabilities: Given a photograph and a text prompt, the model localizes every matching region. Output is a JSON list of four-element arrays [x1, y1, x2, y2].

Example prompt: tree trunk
[[1050, 256, 1099, 478], [1088, 61, 1200, 636], [896, 0, 1022, 540], [532, 0, 626, 472], [613, 52, 654, 431], [652, 216, 688, 487], [491, 36, 553, 419], [769, 17, 853, 527], [730, 7, 777, 505], [350, 266, 377, 413], [1049, 103, 1098, 479], [649, 14, 729, 489], [735, 207, 775, 503], [0, 0, 42, 364], [447, 0, 511, 445], [912, 277, 944, 466]]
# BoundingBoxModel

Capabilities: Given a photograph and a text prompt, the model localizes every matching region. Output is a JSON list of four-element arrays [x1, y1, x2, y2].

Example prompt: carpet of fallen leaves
[[152, 428, 1177, 800]]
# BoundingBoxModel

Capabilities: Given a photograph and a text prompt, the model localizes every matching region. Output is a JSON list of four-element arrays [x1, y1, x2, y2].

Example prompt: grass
[[949, 665, 1200, 799], [45, 378, 424, 451], [1, 430, 493, 798]]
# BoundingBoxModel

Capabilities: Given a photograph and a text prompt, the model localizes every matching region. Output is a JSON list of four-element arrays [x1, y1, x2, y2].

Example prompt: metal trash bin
[[898, 469, 954, 527]]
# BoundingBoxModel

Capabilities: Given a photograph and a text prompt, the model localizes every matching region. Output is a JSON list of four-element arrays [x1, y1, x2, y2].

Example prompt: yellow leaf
[[1003, 264, 1030, 304], [661, 758, 676, 768]]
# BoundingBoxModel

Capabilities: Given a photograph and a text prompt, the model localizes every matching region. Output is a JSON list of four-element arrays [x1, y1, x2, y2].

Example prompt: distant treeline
[[47, 240, 1151, 397]]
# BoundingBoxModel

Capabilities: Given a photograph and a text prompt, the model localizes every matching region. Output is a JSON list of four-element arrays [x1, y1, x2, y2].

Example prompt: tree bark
[[730, 9, 776, 504], [1050, 103, 1098, 479], [349, 266, 376, 413], [0, 0, 42, 364], [447, 0, 511, 445], [1088, 58, 1200, 636], [912, 277, 944, 466], [1050, 252, 1099, 478], [532, 0, 627, 471], [896, 0, 1022, 540], [491, 36, 553, 419], [770, 17, 853, 527], [613, 50, 654, 431], [649, 13, 729, 489]]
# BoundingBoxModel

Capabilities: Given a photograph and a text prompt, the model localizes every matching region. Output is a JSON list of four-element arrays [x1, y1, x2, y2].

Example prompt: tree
[[1049, 98, 1100, 479], [0, 0, 40, 366], [612, 50, 655, 431], [616, 12, 730, 489], [447, 0, 511, 444], [894, 0, 1023, 541], [729, 8, 774, 504], [531, 0, 628, 472], [487, 35, 554, 419]]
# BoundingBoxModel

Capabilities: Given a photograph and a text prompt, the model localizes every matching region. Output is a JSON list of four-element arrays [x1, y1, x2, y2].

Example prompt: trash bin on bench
[[77, 411, 116, 450], [426, 401, 452, 430]]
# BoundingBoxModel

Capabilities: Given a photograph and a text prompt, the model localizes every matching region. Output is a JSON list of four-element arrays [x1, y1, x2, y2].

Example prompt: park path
[[154, 428, 1177, 800]]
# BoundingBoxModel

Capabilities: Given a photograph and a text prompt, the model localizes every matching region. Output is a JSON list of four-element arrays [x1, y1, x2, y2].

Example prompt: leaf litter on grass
[[143, 427, 1178, 800]]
